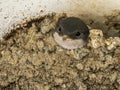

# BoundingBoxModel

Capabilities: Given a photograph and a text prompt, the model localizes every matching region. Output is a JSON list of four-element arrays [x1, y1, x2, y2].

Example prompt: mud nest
[[0, 14, 120, 90]]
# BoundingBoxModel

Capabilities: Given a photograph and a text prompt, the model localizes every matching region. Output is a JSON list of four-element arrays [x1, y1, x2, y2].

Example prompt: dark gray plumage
[[56, 17, 89, 40]]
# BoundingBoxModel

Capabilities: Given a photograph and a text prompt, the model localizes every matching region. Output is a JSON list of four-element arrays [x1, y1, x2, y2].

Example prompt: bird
[[53, 17, 90, 49]]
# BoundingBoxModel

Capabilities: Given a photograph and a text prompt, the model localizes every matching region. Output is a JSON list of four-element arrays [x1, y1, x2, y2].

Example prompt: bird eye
[[75, 32, 81, 37], [57, 27, 62, 32]]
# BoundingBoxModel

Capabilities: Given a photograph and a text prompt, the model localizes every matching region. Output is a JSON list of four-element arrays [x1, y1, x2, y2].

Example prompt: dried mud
[[0, 14, 120, 90]]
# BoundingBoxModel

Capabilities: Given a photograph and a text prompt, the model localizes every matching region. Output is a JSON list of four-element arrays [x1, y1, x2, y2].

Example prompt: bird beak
[[62, 35, 72, 41]]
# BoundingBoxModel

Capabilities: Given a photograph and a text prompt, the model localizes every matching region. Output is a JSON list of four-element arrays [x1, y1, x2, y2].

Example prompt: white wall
[[0, 0, 120, 39]]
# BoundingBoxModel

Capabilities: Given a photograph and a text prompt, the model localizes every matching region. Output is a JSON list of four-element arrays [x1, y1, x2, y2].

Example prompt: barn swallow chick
[[53, 17, 90, 49]]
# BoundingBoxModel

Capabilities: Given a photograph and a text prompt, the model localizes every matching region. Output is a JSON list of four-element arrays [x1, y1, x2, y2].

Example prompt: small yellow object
[[63, 37, 72, 41], [105, 39, 111, 45]]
